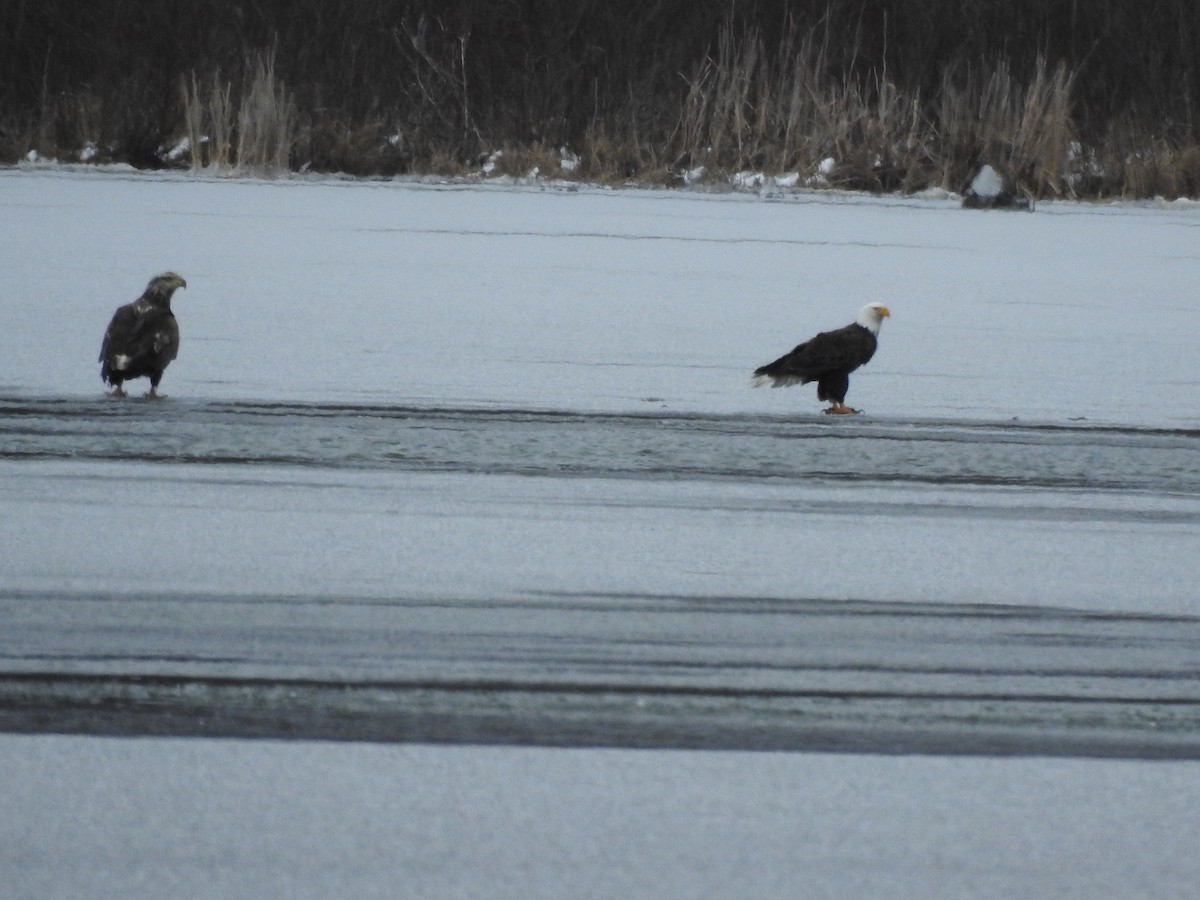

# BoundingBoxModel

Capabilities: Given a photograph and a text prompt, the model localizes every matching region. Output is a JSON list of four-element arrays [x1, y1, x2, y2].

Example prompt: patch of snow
[[970, 164, 1005, 199], [733, 171, 765, 189], [78, 142, 98, 163], [1160, 196, 1200, 209], [559, 147, 580, 173], [682, 165, 706, 185], [481, 150, 502, 176], [806, 156, 836, 186], [162, 136, 191, 162], [773, 172, 800, 188]]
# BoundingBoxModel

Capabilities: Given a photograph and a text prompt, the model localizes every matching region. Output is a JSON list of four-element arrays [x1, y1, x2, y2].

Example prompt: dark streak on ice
[[2, 396, 1199, 757], [2, 396, 1198, 497]]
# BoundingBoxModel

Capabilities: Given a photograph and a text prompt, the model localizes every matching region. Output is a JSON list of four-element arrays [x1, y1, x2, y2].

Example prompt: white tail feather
[[751, 373, 806, 388]]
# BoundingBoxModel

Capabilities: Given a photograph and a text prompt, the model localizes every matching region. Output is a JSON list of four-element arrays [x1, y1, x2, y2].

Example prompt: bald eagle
[[99, 272, 187, 398], [751, 303, 890, 414]]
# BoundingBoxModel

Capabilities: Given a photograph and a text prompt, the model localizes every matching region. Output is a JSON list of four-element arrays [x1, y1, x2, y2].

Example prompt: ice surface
[[2, 167, 1198, 425], [1, 167, 1196, 616], [2, 458, 1197, 616], [2, 168, 1199, 897], [2, 734, 1199, 900]]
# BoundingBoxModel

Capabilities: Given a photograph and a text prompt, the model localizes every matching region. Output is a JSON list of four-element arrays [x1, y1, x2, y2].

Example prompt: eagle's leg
[[107, 384, 127, 398], [823, 401, 861, 415], [143, 373, 167, 400]]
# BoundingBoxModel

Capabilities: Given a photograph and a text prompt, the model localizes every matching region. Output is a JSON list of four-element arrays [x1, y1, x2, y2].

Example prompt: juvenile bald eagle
[[99, 272, 187, 398], [751, 303, 890, 414]]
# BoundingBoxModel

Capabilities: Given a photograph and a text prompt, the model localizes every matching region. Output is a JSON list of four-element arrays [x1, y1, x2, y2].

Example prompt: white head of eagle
[[99, 272, 188, 399], [855, 302, 890, 335], [751, 302, 891, 415]]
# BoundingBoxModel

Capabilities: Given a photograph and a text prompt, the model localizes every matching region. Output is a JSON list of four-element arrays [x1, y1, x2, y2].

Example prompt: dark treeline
[[3, 0, 1200, 196]]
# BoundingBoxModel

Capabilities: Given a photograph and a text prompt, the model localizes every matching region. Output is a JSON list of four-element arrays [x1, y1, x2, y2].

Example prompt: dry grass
[[167, 41, 1200, 198], [1090, 130, 1200, 200], [180, 51, 293, 174], [672, 21, 939, 191], [9, 6, 1200, 198], [937, 57, 1075, 196], [669, 21, 1086, 197], [182, 74, 233, 170], [236, 52, 295, 174]]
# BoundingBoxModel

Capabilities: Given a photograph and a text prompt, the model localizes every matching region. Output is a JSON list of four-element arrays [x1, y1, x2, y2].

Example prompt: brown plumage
[[99, 272, 187, 398]]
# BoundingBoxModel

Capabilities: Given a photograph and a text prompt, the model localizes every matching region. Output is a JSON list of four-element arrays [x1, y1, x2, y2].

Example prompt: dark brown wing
[[753, 323, 877, 386], [99, 303, 137, 365], [99, 302, 179, 382]]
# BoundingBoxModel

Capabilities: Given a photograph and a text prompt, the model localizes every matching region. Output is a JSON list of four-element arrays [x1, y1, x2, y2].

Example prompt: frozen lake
[[1, 168, 1199, 896], [2, 396, 1198, 756]]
